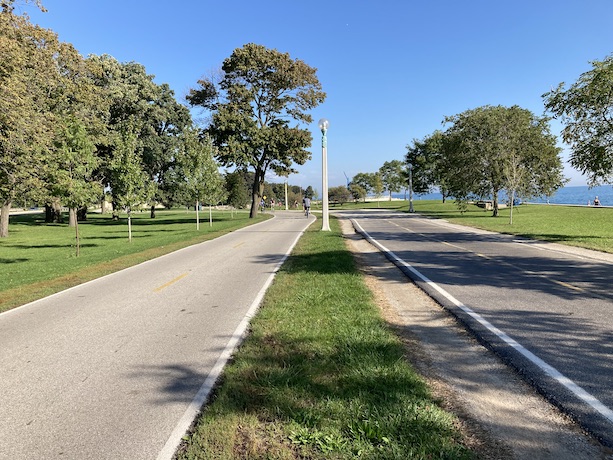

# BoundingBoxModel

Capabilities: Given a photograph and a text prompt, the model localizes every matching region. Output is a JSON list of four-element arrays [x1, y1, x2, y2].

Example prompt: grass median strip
[[176, 218, 473, 459]]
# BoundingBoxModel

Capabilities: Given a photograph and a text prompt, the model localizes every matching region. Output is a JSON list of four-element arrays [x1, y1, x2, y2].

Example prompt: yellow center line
[[154, 273, 188, 292], [550, 279, 585, 292], [233, 242, 245, 249]]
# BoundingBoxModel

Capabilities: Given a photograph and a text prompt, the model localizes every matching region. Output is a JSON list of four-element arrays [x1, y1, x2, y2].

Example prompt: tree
[[348, 183, 367, 202], [406, 131, 450, 201], [45, 40, 107, 226], [0, 10, 60, 237], [140, 83, 192, 218], [351, 172, 375, 200], [379, 160, 405, 200], [372, 173, 384, 206], [87, 55, 186, 218], [328, 185, 351, 205], [50, 118, 101, 255], [108, 123, 152, 241], [543, 54, 613, 185], [187, 43, 326, 218], [442, 105, 565, 219], [175, 130, 219, 229], [304, 185, 315, 200], [225, 169, 249, 209]]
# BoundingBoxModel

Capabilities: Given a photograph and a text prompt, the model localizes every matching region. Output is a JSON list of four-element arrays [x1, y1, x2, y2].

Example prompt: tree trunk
[[75, 218, 80, 257], [112, 201, 120, 221], [68, 208, 77, 228], [45, 202, 63, 223], [150, 205, 156, 219], [0, 200, 11, 238], [492, 189, 499, 217], [196, 200, 200, 230], [249, 167, 265, 218], [77, 206, 87, 221], [509, 190, 515, 225], [127, 208, 132, 242]]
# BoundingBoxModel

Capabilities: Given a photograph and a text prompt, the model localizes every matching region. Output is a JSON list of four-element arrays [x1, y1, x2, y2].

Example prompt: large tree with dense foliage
[[0, 9, 60, 237], [187, 43, 326, 218], [140, 82, 192, 217], [88, 55, 191, 217], [442, 105, 565, 219], [350, 172, 375, 199], [543, 54, 613, 185], [379, 160, 406, 200], [328, 185, 351, 205], [405, 130, 450, 201], [44, 41, 108, 225], [225, 169, 250, 209]]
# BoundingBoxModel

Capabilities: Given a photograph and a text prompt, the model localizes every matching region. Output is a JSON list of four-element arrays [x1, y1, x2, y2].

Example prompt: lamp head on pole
[[318, 118, 329, 133], [318, 118, 329, 148], [407, 163, 413, 171]]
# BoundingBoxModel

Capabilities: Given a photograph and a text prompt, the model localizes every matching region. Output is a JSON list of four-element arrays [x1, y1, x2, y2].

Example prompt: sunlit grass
[[409, 200, 613, 253]]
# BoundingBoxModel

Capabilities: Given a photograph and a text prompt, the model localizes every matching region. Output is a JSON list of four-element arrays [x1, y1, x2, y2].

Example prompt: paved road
[[338, 209, 613, 448], [0, 211, 314, 460]]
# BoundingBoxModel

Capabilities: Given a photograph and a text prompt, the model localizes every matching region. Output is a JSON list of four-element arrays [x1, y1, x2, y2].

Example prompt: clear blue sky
[[22, 0, 613, 189]]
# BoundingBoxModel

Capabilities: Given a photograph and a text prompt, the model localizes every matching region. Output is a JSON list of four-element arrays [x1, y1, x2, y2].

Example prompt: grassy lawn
[[0, 209, 269, 312], [176, 219, 472, 460], [408, 200, 613, 254]]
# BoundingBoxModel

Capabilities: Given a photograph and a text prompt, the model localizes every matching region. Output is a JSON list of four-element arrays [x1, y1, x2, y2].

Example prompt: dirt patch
[[338, 217, 613, 460]]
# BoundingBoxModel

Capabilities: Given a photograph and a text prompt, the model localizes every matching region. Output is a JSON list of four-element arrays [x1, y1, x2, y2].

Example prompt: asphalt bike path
[[0, 211, 314, 460], [338, 209, 613, 449]]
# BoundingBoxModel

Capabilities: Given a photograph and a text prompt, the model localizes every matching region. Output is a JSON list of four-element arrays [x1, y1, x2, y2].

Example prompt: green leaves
[[544, 54, 613, 185], [51, 117, 101, 209], [379, 160, 406, 198], [109, 123, 151, 212]]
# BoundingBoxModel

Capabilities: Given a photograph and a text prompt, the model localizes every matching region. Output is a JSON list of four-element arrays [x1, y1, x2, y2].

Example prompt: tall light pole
[[319, 118, 330, 231], [408, 163, 415, 213]]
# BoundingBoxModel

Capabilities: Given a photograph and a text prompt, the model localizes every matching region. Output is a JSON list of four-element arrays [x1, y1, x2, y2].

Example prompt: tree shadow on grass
[[0, 258, 29, 264], [3, 243, 100, 250]]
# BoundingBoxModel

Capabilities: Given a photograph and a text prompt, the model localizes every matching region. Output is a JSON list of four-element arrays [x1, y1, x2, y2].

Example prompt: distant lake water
[[527, 185, 613, 206], [392, 185, 613, 206]]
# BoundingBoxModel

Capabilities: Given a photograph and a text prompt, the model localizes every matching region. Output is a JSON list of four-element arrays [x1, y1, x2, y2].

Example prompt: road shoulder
[[338, 217, 612, 460]]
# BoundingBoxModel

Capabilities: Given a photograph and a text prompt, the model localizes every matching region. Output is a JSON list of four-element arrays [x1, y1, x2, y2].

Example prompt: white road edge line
[[156, 220, 312, 460], [351, 219, 613, 426]]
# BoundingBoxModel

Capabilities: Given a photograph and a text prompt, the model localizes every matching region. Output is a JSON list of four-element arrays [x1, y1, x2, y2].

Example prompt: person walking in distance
[[303, 197, 311, 217]]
